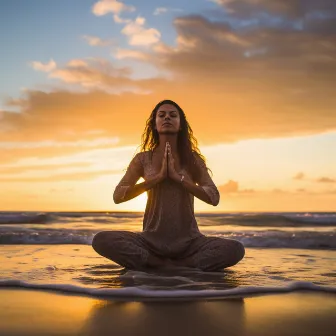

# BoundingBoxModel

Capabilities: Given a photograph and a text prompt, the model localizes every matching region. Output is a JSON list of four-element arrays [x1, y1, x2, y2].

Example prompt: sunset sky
[[1, 0, 336, 212]]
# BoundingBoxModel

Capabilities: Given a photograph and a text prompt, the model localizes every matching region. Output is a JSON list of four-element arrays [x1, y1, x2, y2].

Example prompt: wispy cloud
[[153, 7, 183, 16], [82, 35, 114, 47], [218, 180, 239, 193], [113, 14, 131, 24], [121, 16, 161, 46], [30, 59, 56, 72], [0, 137, 119, 149], [49, 58, 134, 90], [316, 177, 336, 183], [153, 7, 168, 16], [92, 0, 135, 16], [293, 172, 305, 180], [0, 169, 122, 182], [114, 48, 149, 61]]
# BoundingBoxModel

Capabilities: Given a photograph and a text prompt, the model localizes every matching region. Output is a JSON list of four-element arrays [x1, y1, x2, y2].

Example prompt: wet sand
[[0, 289, 335, 336]]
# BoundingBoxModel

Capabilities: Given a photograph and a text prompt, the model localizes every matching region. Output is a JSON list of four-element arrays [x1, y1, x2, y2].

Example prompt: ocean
[[0, 211, 335, 299]]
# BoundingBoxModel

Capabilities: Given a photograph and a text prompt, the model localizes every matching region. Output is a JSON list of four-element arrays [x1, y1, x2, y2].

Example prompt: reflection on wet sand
[[81, 298, 245, 336], [0, 290, 334, 336]]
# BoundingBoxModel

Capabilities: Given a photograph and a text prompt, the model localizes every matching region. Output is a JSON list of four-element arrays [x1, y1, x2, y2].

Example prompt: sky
[[0, 0, 336, 212]]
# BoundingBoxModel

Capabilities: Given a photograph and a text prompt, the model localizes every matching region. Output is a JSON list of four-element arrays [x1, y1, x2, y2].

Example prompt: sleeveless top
[[113, 151, 220, 251]]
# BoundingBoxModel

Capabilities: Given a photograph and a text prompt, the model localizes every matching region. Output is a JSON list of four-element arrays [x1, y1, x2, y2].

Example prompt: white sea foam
[[0, 280, 334, 299]]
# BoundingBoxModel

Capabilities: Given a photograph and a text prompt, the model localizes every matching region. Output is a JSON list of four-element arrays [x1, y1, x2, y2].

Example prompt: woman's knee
[[91, 230, 137, 254], [221, 239, 245, 266], [234, 240, 245, 262], [92, 231, 106, 252]]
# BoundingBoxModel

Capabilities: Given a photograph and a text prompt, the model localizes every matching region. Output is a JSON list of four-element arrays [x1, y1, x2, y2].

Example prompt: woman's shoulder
[[191, 150, 202, 161], [134, 151, 151, 164], [191, 151, 207, 167]]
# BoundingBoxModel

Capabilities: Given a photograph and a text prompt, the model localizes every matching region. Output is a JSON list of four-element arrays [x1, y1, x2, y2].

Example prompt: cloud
[[30, 59, 56, 72], [272, 188, 285, 194], [153, 7, 183, 16], [316, 177, 336, 183], [218, 180, 239, 193], [293, 172, 305, 180], [212, 0, 336, 20], [82, 35, 114, 47], [2, 8, 336, 152], [218, 180, 256, 194], [0, 145, 138, 183], [114, 48, 149, 61], [296, 188, 306, 193], [0, 137, 119, 149], [121, 16, 161, 46], [0, 162, 92, 174], [153, 7, 168, 16], [66, 59, 89, 67], [113, 14, 131, 24], [92, 0, 135, 16], [0, 169, 121, 182], [48, 58, 135, 91]]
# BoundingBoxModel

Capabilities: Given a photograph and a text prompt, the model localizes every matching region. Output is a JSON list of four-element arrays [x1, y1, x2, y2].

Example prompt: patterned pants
[[92, 231, 245, 271]]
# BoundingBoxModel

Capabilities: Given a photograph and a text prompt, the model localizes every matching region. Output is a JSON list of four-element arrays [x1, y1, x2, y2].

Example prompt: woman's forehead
[[157, 104, 178, 112]]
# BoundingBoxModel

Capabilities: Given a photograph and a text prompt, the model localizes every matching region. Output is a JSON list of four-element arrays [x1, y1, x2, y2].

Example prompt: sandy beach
[[0, 289, 335, 336]]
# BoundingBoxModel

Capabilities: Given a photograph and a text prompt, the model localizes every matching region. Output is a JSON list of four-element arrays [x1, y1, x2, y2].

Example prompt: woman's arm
[[180, 177, 216, 205], [114, 153, 161, 204], [183, 153, 220, 206], [114, 147, 168, 204], [167, 146, 220, 206]]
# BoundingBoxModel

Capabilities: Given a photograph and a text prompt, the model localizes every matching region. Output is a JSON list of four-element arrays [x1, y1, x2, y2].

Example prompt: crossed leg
[[92, 230, 168, 270], [92, 231, 245, 271], [175, 236, 245, 271]]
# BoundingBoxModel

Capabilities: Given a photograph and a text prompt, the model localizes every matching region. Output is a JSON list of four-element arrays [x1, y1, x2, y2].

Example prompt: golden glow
[[1, 132, 336, 211], [0, 290, 95, 334], [0, 291, 335, 335]]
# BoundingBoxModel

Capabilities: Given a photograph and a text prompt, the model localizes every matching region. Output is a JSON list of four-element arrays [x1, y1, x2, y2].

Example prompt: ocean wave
[[0, 280, 334, 299], [0, 229, 334, 249], [1, 211, 336, 226], [0, 213, 50, 224]]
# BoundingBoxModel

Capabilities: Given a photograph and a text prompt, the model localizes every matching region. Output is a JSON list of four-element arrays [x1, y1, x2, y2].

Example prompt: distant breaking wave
[[1, 211, 336, 227], [0, 228, 334, 249]]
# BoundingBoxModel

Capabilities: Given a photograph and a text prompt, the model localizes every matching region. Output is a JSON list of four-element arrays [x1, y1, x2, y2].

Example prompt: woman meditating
[[92, 100, 245, 271]]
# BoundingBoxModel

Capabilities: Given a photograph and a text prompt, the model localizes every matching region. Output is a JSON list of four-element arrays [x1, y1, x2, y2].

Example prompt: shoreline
[[1, 279, 335, 301]]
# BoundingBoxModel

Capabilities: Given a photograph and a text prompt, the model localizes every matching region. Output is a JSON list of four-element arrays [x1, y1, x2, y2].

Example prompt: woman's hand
[[157, 142, 169, 182], [167, 143, 182, 183]]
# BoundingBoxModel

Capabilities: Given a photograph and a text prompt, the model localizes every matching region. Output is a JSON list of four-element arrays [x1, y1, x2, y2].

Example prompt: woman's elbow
[[208, 194, 220, 206], [202, 186, 220, 206], [212, 197, 220, 206], [113, 195, 122, 204], [113, 185, 129, 204]]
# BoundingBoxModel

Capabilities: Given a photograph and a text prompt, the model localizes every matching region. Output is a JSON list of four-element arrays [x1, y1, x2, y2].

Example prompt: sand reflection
[[81, 297, 245, 336]]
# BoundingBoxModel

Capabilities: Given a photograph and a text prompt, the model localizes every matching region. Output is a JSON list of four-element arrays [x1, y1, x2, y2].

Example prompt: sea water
[[0, 211, 335, 299]]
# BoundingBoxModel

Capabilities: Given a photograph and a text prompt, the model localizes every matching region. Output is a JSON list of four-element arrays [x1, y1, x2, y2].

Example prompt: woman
[[92, 100, 245, 271]]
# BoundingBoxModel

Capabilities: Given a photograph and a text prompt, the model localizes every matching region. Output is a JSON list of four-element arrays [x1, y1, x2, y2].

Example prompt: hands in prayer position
[[157, 142, 190, 184]]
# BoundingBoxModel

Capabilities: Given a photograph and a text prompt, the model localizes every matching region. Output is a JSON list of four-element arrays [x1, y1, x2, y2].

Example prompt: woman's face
[[155, 104, 181, 134]]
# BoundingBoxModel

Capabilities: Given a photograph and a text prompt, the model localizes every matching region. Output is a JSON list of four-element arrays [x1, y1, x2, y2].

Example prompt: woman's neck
[[156, 134, 178, 153]]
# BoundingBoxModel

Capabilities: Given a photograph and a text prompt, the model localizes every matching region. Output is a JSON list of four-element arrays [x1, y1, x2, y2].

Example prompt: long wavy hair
[[136, 99, 212, 180]]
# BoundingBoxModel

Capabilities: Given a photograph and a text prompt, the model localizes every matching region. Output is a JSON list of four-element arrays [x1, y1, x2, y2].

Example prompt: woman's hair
[[137, 99, 212, 179]]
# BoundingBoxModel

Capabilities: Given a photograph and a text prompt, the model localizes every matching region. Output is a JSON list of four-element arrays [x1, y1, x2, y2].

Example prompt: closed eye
[[158, 112, 177, 117]]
